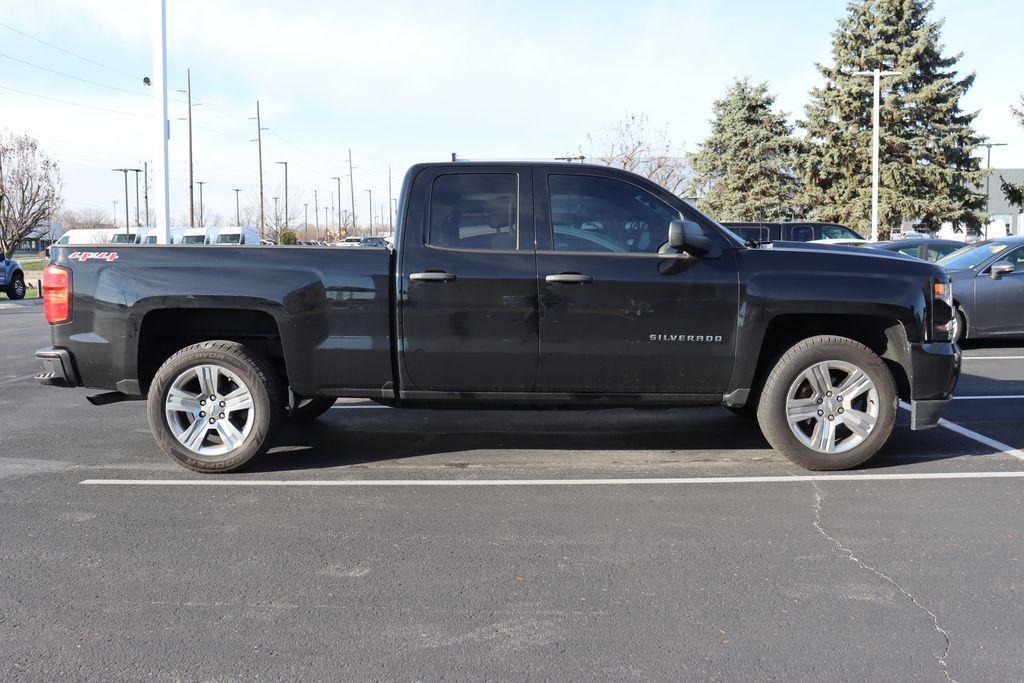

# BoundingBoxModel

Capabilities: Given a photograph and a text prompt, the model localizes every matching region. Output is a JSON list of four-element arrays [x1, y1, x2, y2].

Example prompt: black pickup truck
[[36, 162, 960, 472]]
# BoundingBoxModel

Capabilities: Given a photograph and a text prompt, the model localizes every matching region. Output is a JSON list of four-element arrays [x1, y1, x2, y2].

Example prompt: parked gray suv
[[1, 252, 26, 300]]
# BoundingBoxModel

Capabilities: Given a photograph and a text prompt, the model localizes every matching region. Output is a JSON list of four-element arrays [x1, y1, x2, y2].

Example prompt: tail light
[[929, 277, 953, 341], [43, 264, 71, 324]]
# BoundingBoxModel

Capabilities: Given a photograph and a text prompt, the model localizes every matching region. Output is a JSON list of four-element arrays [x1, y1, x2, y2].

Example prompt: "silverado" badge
[[649, 334, 724, 343]]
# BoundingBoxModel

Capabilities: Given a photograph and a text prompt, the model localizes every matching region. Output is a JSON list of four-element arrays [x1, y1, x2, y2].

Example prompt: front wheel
[[757, 335, 897, 470], [147, 340, 284, 473], [6, 273, 26, 300]]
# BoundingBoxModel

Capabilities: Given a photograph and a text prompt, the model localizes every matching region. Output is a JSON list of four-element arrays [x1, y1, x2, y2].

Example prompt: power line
[[0, 51, 149, 98], [0, 84, 148, 117], [0, 21, 141, 81], [267, 130, 344, 166]]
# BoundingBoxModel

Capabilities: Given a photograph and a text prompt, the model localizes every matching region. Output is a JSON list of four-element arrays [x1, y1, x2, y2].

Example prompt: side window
[[548, 175, 681, 254], [732, 226, 769, 242], [787, 224, 814, 241], [428, 173, 518, 250], [897, 246, 922, 257], [1006, 247, 1024, 267]]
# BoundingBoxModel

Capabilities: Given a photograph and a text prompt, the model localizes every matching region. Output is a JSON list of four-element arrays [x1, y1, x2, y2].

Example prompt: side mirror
[[664, 219, 711, 257], [991, 261, 1015, 280]]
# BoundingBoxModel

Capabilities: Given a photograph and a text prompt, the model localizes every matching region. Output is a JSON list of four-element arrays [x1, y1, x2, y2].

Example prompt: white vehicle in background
[[178, 226, 218, 245], [51, 228, 110, 246], [135, 227, 189, 244], [107, 228, 138, 245], [340, 236, 362, 247], [212, 226, 261, 245]]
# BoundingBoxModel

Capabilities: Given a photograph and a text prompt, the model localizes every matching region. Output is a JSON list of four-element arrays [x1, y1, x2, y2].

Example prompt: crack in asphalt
[[811, 482, 956, 682]]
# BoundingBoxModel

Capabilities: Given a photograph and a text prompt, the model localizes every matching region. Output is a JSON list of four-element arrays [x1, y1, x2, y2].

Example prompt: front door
[[398, 167, 538, 391], [534, 171, 739, 395]]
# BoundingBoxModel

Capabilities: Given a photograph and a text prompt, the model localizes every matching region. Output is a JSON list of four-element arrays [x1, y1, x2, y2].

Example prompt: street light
[[196, 180, 205, 227], [110, 168, 133, 234], [978, 142, 1008, 238], [852, 68, 900, 242], [331, 176, 343, 234], [232, 188, 241, 226]]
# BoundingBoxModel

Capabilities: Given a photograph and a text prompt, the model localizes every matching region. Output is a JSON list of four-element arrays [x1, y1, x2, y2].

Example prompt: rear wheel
[[147, 340, 284, 473], [757, 335, 897, 470], [6, 273, 26, 300]]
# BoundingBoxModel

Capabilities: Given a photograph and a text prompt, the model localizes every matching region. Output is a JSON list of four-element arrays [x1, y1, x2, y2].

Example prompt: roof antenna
[[555, 155, 586, 163], [451, 152, 457, 162]]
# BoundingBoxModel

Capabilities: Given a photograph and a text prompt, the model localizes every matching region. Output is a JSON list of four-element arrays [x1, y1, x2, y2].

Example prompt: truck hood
[[757, 240, 919, 262]]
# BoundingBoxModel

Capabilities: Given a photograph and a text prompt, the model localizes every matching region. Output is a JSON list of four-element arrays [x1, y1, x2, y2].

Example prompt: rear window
[[429, 173, 518, 250], [180, 235, 206, 244], [215, 233, 241, 244], [820, 225, 864, 240]]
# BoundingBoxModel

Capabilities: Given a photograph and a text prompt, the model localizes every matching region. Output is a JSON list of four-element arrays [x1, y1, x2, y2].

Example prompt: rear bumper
[[35, 347, 80, 388], [906, 341, 960, 430]]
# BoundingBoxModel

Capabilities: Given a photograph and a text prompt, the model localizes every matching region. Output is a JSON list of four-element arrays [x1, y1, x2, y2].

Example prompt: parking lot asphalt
[[2, 307, 1024, 680]]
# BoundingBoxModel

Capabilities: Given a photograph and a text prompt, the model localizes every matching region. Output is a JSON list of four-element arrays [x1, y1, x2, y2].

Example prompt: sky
[[0, 0, 1022, 230]]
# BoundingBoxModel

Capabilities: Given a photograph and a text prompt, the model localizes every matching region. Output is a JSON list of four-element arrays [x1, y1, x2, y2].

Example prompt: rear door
[[534, 170, 739, 394], [398, 166, 538, 392]]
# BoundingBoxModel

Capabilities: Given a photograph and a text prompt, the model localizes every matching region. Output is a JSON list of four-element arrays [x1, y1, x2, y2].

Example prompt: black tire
[[756, 335, 897, 471], [287, 396, 336, 422], [6, 272, 26, 300], [146, 340, 284, 473]]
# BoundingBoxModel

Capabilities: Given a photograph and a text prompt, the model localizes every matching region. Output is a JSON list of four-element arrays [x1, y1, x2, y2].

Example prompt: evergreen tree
[[692, 79, 803, 221], [801, 0, 985, 236], [1001, 98, 1024, 210]]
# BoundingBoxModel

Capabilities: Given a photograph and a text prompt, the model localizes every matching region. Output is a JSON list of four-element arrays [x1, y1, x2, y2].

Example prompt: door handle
[[545, 272, 593, 284], [410, 271, 457, 283]]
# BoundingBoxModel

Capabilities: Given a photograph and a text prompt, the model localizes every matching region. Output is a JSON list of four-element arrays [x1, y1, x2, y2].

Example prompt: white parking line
[[899, 401, 1024, 461], [962, 355, 1024, 361], [330, 404, 389, 409], [952, 395, 1024, 400], [80, 471, 1024, 487]]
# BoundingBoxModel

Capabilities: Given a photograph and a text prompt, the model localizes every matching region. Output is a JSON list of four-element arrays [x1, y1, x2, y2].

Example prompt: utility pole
[[979, 142, 1008, 239], [853, 68, 899, 242], [251, 101, 266, 239], [324, 206, 329, 239], [183, 69, 196, 227], [275, 160, 288, 229], [232, 188, 241, 226], [196, 181, 206, 227], [387, 163, 393, 233], [304, 203, 309, 234], [347, 148, 356, 232], [143, 162, 150, 226], [329, 193, 334, 235], [314, 189, 320, 240], [111, 168, 131, 233], [331, 176, 342, 234], [131, 168, 142, 226], [364, 188, 373, 236], [150, 0, 171, 244], [273, 197, 279, 227]]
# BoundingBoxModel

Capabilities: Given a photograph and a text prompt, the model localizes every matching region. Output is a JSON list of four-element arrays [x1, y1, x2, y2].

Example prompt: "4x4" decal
[[67, 251, 120, 262]]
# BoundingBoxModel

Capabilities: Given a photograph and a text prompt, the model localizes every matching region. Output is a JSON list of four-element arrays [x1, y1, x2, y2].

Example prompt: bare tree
[[61, 207, 115, 231], [0, 132, 62, 255], [587, 112, 692, 196]]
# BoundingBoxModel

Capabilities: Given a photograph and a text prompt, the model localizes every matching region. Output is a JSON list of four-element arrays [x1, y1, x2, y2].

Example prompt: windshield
[[109, 233, 136, 244], [180, 235, 206, 244], [937, 240, 1012, 270], [215, 233, 240, 244]]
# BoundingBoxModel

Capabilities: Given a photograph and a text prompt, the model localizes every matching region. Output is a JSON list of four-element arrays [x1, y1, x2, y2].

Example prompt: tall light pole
[[331, 176, 343, 234], [250, 101, 267, 239], [979, 142, 1008, 239], [150, 0, 171, 243], [347, 149, 356, 232], [196, 181, 206, 227], [364, 189, 373, 236], [111, 168, 131, 233], [304, 203, 309, 233], [853, 68, 899, 242], [232, 188, 241, 226], [275, 160, 288, 229], [324, 206, 329, 239]]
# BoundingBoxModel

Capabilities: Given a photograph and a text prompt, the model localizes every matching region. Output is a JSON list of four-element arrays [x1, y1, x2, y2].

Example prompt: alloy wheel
[[785, 360, 879, 454]]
